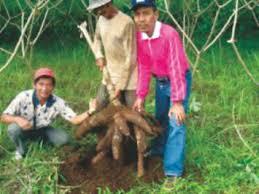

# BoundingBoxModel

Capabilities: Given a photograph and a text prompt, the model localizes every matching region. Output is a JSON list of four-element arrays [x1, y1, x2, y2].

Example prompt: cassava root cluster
[[75, 104, 162, 177]]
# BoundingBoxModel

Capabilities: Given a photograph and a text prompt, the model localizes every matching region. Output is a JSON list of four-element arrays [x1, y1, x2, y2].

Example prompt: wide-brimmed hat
[[87, 0, 111, 11]]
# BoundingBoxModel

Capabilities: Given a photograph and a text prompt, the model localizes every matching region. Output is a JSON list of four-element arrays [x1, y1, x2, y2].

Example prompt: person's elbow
[[0, 114, 8, 123]]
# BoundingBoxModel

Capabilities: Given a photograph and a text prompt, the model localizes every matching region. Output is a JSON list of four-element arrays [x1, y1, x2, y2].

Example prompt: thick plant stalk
[[91, 150, 109, 165], [96, 125, 114, 152], [121, 110, 155, 135], [113, 113, 130, 136], [134, 127, 147, 153], [112, 128, 123, 160], [139, 111, 162, 135], [75, 117, 107, 139], [134, 126, 147, 177], [75, 104, 121, 139]]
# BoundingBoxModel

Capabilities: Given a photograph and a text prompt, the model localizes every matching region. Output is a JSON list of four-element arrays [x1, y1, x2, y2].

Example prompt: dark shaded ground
[[59, 145, 164, 194]]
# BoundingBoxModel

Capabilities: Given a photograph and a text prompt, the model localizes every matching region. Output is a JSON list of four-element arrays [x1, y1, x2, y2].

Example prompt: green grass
[[0, 39, 258, 194]]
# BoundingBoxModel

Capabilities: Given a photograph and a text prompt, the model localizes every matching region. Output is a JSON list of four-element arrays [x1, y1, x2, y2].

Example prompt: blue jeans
[[151, 71, 192, 177], [7, 123, 69, 156]]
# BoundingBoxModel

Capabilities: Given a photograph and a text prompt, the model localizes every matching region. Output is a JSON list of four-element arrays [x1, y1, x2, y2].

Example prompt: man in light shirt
[[87, 0, 137, 108], [132, 0, 192, 184], [1, 68, 90, 160]]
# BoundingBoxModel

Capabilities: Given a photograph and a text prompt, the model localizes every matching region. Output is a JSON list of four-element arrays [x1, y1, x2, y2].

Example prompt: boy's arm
[[1, 114, 32, 129], [1, 92, 32, 129], [65, 99, 98, 125], [69, 112, 89, 125]]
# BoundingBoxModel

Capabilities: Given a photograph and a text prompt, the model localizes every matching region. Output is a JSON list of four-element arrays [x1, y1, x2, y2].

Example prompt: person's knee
[[7, 123, 22, 138], [56, 133, 69, 146], [46, 128, 69, 146]]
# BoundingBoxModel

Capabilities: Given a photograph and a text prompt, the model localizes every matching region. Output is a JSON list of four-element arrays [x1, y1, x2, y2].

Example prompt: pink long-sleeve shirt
[[136, 21, 190, 103]]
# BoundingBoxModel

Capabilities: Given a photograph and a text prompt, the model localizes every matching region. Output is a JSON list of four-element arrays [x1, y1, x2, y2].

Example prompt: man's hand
[[168, 102, 186, 125], [15, 117, 32, 130], [89, 98, 98, 114], [133, 98, 144, 112], [69, 111, 90, 126], [96, 58, 106, 71], [114, 88, 121, 98]]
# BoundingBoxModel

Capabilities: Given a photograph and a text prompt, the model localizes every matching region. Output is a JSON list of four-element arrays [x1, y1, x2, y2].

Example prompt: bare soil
[[59, 145, 164, 194]]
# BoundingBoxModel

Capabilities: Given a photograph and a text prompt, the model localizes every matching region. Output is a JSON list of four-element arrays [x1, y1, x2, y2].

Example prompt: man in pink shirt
[[132, 0, 192, 183]]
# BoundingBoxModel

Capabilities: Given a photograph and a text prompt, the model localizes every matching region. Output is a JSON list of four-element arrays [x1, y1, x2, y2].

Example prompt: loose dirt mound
[[59, 146, 164, 194]]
